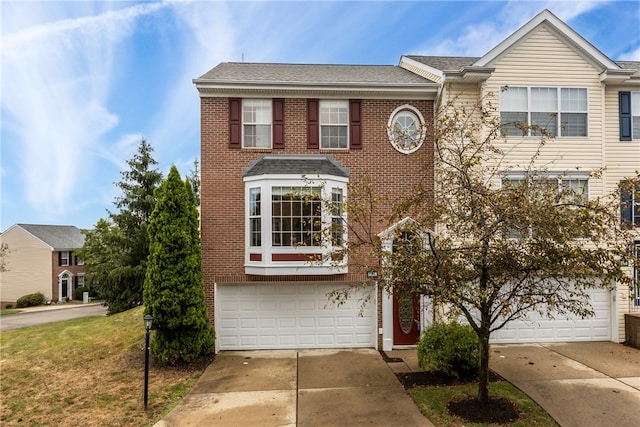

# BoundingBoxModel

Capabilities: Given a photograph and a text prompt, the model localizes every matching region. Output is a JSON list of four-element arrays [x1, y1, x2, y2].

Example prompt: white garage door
[[490, 288, 612, 343], [217, 282, 376, 350]]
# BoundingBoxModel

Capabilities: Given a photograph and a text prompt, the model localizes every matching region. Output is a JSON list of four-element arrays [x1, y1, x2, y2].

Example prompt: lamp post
[[143, 314, 153, 411]]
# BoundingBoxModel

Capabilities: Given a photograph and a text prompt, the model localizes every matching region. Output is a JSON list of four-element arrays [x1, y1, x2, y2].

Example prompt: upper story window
[[244, 155, 349, 275], [619, 92, 640, 141], [500, 86, 588, 137], [59, 251, 70, 266], [243, 99, 272, 148], [229, 98, 284, 149], [320, 100, 349, 149], [387, 104, 427, 154], [620, 179, 639, 229], [307, 99, 361, 150]]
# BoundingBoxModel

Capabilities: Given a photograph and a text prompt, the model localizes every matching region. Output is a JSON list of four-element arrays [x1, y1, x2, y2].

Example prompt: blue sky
[[1, 0, 639, 231]]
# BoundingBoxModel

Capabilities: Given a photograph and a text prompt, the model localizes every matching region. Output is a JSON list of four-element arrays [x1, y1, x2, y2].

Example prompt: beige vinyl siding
[[443, 25, 635, 342], [481, 26, 606, 198], [0, 228, 52, 302], [604, 85, 640, 338]]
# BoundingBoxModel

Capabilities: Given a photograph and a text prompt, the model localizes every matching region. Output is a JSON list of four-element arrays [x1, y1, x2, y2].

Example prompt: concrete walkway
[[155, 348, 433, 427], [489, 342, 640, 427], [389, 341, 640, 427]]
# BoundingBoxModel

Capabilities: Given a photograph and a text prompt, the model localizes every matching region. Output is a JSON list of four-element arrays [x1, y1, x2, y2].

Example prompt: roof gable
[[12, 224, 85, 250], [474, 9, 619, 71]]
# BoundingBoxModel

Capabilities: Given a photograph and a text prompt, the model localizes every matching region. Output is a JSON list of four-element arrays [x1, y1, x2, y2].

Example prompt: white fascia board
[[474, 9, 619, 71], [399, 56, 444, 83], [193, 80, 439, 99], [244, 174, 349, 185]]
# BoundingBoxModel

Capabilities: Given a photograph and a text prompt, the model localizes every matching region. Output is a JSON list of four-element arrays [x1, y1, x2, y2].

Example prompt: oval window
[[387, 105, 426, 154]]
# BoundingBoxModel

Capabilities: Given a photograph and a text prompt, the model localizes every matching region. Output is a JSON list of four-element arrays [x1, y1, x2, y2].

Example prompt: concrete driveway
[[490, 342, 640, 427], [154, 348, 432, 427]]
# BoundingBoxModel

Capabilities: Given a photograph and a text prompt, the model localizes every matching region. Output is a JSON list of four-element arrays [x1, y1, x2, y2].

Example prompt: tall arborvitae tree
[[143, 166, 214, 365], [82, 138, 162, 314]]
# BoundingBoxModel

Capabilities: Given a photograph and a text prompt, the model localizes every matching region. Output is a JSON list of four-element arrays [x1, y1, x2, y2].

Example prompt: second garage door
[[217, 282, 377, 350], [490, 288, 612, 343]]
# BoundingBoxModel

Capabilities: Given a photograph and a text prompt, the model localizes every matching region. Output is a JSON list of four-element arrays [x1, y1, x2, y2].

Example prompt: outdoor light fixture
[[143, 314, 154, 411]]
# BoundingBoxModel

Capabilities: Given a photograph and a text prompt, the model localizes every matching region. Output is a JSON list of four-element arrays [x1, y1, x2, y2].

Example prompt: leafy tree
[[383, 95, 633, 403], [143, 166, 214, 365], [327, 95, 633, 404], [82, 138, 163, 314], [188, 157, 201, 206], [0, 242, 9, 272]]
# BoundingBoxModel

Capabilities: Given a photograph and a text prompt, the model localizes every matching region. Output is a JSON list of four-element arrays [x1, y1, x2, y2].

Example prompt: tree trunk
[[477, 329, 490, 403]]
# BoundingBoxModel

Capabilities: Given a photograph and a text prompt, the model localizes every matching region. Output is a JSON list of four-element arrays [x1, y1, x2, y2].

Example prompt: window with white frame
[[271, 186, 322, 247], [244, 155, 349, 275], [331, 188, 344, 246], [620, 179, 640, 229], [320, 100, 348, 149], [633, 92, 640, 140], [59, 251, 70, 266], [249, 187, 262, 246], [500, 87, 588, 137], [243, 99, 272, 148], [634, 241, 640, 307], [502, 173, 589, 237]]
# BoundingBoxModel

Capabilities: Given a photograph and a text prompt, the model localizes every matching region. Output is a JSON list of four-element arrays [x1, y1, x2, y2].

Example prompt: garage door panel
[[490, 288, 611, 343], [218, 283, 376, 350]]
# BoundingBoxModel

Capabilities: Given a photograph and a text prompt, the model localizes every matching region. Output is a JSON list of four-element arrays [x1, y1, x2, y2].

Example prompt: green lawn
[[0, 306, 206, 426], [409, 380, 559, 426]]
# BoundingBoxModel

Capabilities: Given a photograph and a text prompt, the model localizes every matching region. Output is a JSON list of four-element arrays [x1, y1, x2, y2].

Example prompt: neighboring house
[[0, 224, 85, 308], [195, 9, 639, 351], [401, 9, 640, 344]]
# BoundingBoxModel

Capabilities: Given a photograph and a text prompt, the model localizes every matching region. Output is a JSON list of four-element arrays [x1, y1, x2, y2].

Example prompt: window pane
[[243, 99, 271, 148], [321, 125, 348, 148], [500, 87, 527, 111], [500, 112, 528, 136], [561, 88, 587, 112], [531, 87, 557, 111], [633, 117, 640, 140], [531, 112, 557, 136], [320, 101, 348, 149], [561, 113, 587, 136], [272, 186, 322, 247]]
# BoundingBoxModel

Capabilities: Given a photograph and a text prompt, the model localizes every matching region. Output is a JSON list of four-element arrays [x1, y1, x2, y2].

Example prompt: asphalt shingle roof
[[198, 62, 435, 85], [243, 155, 349, 178], [17, 224, 85, 250], [405, 56, 479, 71]]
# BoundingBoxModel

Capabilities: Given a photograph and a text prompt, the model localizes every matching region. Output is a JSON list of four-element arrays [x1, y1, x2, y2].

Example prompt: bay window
[[244, 155, 349, 275]]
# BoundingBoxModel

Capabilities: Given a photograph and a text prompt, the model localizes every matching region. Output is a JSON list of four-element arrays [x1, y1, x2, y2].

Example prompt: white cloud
[[412, 0, 611, 56], [1, 2, 167, 217]]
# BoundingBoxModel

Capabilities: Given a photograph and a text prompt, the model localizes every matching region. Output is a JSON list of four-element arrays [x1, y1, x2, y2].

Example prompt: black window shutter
[[619, 91, 632, 141], [273, 98, 285, 149], [58, 252, 62, 266], [307, 99, 319, 149], [349, 99, 362, 149], [229, 98, 242, 148]]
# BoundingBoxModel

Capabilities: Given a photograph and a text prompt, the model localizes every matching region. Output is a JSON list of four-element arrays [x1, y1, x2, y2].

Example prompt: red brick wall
[[200, 97, 434, 326]]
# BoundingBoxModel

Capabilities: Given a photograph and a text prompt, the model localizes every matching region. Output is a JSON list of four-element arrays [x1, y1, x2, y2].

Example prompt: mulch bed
[[395, 368, 520, 424]]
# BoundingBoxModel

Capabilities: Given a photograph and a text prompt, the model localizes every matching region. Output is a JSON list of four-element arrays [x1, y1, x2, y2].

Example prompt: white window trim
[[319, 100, 349, 150], [500, 86, 589, 138], [387, 104, 427, 154], [501, 171, 590, 197], [244, 174, 348, 275], [631, 92, 640, 140], [242, 99, 272, 149]]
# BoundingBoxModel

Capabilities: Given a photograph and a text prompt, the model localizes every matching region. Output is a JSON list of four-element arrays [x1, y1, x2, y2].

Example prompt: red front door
[[393, 292, 420, 345]]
